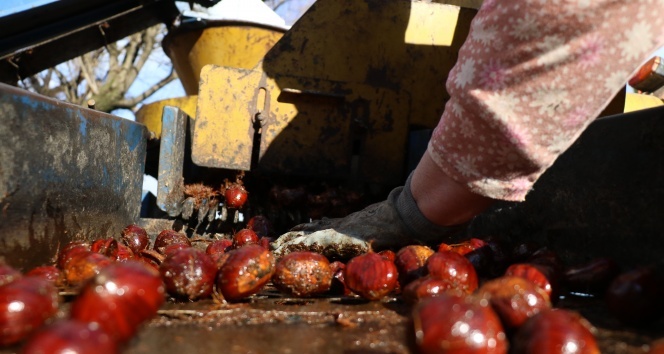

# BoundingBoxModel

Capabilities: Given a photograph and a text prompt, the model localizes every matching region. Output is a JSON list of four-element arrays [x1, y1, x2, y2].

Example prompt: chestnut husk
[[272, 251, 333, 297], [216, 245, 275, 302]]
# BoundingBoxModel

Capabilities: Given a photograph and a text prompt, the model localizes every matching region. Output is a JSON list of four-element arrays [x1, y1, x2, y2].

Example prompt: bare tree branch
[[115, 68, 178, 109], [78, 55, 99, 95]]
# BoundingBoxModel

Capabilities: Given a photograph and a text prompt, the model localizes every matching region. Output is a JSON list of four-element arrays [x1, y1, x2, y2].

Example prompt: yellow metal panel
[[194, 64, 410, 184], [163, 24, 285, 95], [134, 96, 197, 139], [261, 0, 477, 129], [405, 3, 460, 46], [193, 65, 263, 170], [624, 93, 664, 112]]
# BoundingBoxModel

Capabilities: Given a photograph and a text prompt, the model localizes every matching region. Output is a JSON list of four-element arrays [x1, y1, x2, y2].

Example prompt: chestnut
[[216, 245, 275, 302], [63, 251, 113, 286], [345, 252, 398, 301], [476, 276, 551, 330], [272, 251, 333, 297], [605, 266, 664, 326], [395, 245, 434, 286], [121, 224, 149, 254], [402, 276, 457, 304], [505, 263, 558, 300], [206, 239, 233, 266], [232, 228, 259, 248], [90, 238, 114, 254], [0, 277, 59, 346], [56, 241, 90, 270], [246, 215, 273, 237], [22, 319, 117, 354], [426, 251, 478, 294], [438, 238, 487, 256], [564, 258, 620, 296], [26, 265, 62, 286], [378, 250, 397, 262], [511, 309, 599, 354], [70, 261, 165, 343], [225, 185, 248, 209], [160, 248, 217, 300], [413, 293, 507, 354], [154, 230, 191, 255]]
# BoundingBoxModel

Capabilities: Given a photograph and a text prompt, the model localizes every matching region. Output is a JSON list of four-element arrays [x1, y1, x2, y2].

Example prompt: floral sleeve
[[428, 0, 664, 201]]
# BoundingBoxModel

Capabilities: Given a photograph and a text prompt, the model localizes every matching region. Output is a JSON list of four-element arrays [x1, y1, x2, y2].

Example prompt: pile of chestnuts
[[2, 213, 663, 353]]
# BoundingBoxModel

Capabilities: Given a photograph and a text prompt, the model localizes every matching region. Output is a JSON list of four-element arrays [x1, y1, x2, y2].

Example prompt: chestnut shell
[[413, 294, 508, 354], [0, 277, 59, 346], [511, 309, 599, 354], [272, 251, 333, 297], [70, 261, 165, 343], [217, 245, 275, 302], [160, 248, 217, 300], [22, 319, 117, 354], [345, 252, 398, 301]]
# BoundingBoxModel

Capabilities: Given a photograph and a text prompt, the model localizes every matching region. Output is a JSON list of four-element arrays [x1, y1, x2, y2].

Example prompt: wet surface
[[119, 288, 664, 354]]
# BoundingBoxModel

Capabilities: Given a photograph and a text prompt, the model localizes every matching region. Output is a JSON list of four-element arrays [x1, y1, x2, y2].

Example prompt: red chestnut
[[395, 245, 434, 286], [26, 265, 62, 286], [206, 239, 233, 266], [402, 276, 457, 304], [246, 215, 273, 237], [63, 251, 113, 286], [258, 236, 273, 250], [606, 266, 664, 326], [426, 251, 478, 294], [217, 245, 275, 302], [70, 261, 165, 343], [272, 251, 333, 297], [0, 263, 21, 287], [345, 252, 398, 301], [22, 319, 117, 354], [511, 309, 599, 354], [378, 250, 396, 262], [90, 238, 114, 254], [505, 263, 558, 299], [160, 248, 217, 300], [121, 224, 150, 253], [225, 185, 248, 209], [477, 276, 551, 329], [154, 230, 191, 255], [649, 339, 664, 354], [232, 229, 259, 248], [438, 238, 487, 256], [413, 294, 508, 354], [161, 243, 191, 257], [56, 241, 90, 270], [0, 277, 59, 346]]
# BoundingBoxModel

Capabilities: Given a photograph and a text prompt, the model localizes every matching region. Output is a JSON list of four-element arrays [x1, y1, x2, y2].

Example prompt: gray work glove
[[271, 173, 468, 259]]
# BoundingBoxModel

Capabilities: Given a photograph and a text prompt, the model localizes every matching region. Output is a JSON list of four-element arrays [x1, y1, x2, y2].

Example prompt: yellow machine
[[137, 0, 655, 190]]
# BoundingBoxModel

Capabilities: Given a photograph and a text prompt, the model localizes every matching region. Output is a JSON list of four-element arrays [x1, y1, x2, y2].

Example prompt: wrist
[[410, 152, 494, 226]]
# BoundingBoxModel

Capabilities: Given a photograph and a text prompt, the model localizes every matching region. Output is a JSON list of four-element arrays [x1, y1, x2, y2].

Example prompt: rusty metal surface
[[469, 106, 664, 269], [0, 84, 147, 270], [157, 107, 189, 217]]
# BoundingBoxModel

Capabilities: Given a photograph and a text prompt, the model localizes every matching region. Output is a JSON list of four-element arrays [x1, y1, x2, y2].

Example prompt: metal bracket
[[157, 106, 188, 217]]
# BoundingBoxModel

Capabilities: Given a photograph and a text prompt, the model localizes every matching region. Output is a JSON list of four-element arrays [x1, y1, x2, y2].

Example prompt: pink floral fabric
[[428, 0, 664, 201]]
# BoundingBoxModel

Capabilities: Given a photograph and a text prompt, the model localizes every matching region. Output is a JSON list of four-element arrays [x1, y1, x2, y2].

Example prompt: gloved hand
[[271, 173, 468, 260]]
